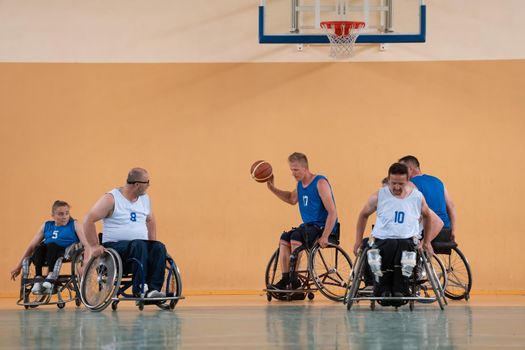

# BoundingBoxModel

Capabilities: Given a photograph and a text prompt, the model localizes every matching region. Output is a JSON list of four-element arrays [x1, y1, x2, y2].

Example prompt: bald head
[[126, 167, 148, 184]]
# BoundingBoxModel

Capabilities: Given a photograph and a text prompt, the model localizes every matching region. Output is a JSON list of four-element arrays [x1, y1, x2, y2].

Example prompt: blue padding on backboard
[[259, 5, 426, 44]]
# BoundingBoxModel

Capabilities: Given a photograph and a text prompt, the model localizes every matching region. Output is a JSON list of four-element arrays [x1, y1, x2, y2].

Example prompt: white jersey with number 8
[[102, 188, 150, 243]]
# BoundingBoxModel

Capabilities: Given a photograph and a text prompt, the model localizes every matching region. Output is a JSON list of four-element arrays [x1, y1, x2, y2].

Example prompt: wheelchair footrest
[[264, 288, 317, 293], [350, 296, 436, 302], [111, 296, 185, 302]]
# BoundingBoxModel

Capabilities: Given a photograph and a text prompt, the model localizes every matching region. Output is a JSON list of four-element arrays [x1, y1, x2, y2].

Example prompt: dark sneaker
[[290, 279, 302, 290], [269, 278, 289, 291]]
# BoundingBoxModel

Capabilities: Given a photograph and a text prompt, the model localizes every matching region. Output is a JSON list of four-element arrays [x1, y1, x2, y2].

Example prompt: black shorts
[[280, 225, 323, 248]]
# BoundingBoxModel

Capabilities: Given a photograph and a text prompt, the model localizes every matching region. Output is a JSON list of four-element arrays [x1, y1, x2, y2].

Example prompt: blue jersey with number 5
[[43, 219, 79, 247]]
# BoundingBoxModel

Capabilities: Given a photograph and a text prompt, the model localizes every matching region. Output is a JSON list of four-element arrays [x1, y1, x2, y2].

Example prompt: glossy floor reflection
[[1, 295, 524, 349]]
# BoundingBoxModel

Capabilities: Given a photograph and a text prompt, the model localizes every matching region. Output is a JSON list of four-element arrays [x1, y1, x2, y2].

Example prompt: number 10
[[394, 211, 405, 224]]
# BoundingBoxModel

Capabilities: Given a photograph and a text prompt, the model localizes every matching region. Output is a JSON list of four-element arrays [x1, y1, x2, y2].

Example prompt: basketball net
[[320, 21, 365, 58]]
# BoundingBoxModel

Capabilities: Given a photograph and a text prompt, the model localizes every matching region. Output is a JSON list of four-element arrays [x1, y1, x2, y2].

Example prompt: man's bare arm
[[266, 176, 298, 205], [82, 194, 114, 258], [146, 212, 157, 240], [444, 187, 457, 240], [421, 197, 444, 254], [354, 192, 378, 255], [317, 179, 337, 248]]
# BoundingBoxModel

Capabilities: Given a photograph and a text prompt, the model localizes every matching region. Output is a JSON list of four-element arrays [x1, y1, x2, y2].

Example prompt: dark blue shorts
[[280, 225, 323, 247]]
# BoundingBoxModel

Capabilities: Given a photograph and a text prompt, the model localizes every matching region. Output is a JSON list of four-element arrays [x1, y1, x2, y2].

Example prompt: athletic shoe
[[42, 273, 56, 293], [31, 277, 43, 294], [146, 290, 166, 298], [290, 278, 302, 290], [269, 278, 289, 291]]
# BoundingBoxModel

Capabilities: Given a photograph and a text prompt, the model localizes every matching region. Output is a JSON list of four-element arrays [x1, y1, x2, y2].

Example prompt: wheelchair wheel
[[157, 257, 183, 310], [436, 247, 472, 300], [309, 243, 353, 302], [57, 302, 65, 309], [80, 248, 122, 312], [420, 253, 448, 298], [345, 248, 367, 310], [264, 249, 282, 300], [422, 251, 446, 310], [20, 260, 51, 307], [70, 250, 84, 297]]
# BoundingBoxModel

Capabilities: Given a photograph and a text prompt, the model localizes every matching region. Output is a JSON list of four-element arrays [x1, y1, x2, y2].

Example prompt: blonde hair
[[288, 152, 309, 167]]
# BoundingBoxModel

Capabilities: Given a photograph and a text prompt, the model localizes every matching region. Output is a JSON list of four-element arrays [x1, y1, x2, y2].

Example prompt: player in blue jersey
[[266, 152, 338, 290], [399, 155, 457, 241], [10, 200, 82, 294]]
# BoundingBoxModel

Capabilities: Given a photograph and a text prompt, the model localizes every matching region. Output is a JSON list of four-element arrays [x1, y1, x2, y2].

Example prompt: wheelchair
[[432, 232, 472, 300], [17, 242, 84, 309], [79, 237, 184, 312], [264, 224, 353, 302], [345, 237, 448, 311]]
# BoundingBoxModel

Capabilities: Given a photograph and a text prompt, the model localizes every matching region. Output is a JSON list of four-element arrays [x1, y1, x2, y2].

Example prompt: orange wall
[[1, 61, 524, 294]]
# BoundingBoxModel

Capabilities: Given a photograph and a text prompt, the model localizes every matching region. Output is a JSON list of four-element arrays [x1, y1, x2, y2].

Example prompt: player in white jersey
[[354, 163, 443, 300], [81, 167, 167, 298]]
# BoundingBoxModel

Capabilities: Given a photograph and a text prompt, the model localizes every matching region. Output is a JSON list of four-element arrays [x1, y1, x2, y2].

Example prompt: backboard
[[259, 0, 425, 44]]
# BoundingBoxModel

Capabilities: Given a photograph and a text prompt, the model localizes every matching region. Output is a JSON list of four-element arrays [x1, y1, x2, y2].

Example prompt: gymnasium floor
[[1, 295, 524, 349]]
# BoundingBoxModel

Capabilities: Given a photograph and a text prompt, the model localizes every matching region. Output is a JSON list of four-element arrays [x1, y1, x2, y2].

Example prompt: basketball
[[250, 160, 273, 183]]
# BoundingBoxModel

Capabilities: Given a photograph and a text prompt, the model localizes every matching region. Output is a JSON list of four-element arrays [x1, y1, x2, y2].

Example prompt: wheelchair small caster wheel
[[370, 301, 375, 311], [57, 302, 65, 309], [307, 293, 314, 300], [465, 293, 470, 301], [138, 301, 144, 311], [111, 301, 119, 311], [169, 300, 177, 310], [24, 305, 29, 310], [409, 301, 414, 311], [266, 293, 272, 302], [75, 298, 81, 307]]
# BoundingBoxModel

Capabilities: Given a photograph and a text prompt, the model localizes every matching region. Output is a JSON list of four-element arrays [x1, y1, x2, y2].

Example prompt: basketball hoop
[[320, 21, 365, 58]]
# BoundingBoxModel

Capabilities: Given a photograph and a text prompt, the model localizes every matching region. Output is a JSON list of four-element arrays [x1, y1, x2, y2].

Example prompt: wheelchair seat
[[17, 242, 83, 309]]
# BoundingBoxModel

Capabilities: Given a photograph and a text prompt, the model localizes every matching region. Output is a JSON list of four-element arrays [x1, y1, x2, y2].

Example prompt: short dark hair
[[388, 162, 409, 177], [127, 167, 148, 184], [398, 155, 420, 168], [381, 177, 389, 185], [52, 200, 70, 213], [288, 152, 308, 167]]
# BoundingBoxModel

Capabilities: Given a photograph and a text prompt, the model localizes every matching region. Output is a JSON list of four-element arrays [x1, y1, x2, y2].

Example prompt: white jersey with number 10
[[372, 186, 423, 239]]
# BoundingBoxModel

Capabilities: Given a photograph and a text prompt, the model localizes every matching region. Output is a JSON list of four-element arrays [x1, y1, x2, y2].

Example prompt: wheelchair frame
[[345, 238, 448, 311], [79, 247, 184, 312], [17, 243, 83, 309], [265, 237, 353, 302]]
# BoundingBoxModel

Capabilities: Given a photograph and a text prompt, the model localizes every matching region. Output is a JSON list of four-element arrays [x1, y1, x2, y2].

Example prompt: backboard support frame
[[258, 3, 426, 44]]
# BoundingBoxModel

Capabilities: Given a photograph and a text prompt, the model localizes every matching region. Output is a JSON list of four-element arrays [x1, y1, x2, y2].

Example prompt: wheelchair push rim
[[80, 248, 121, 312]]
